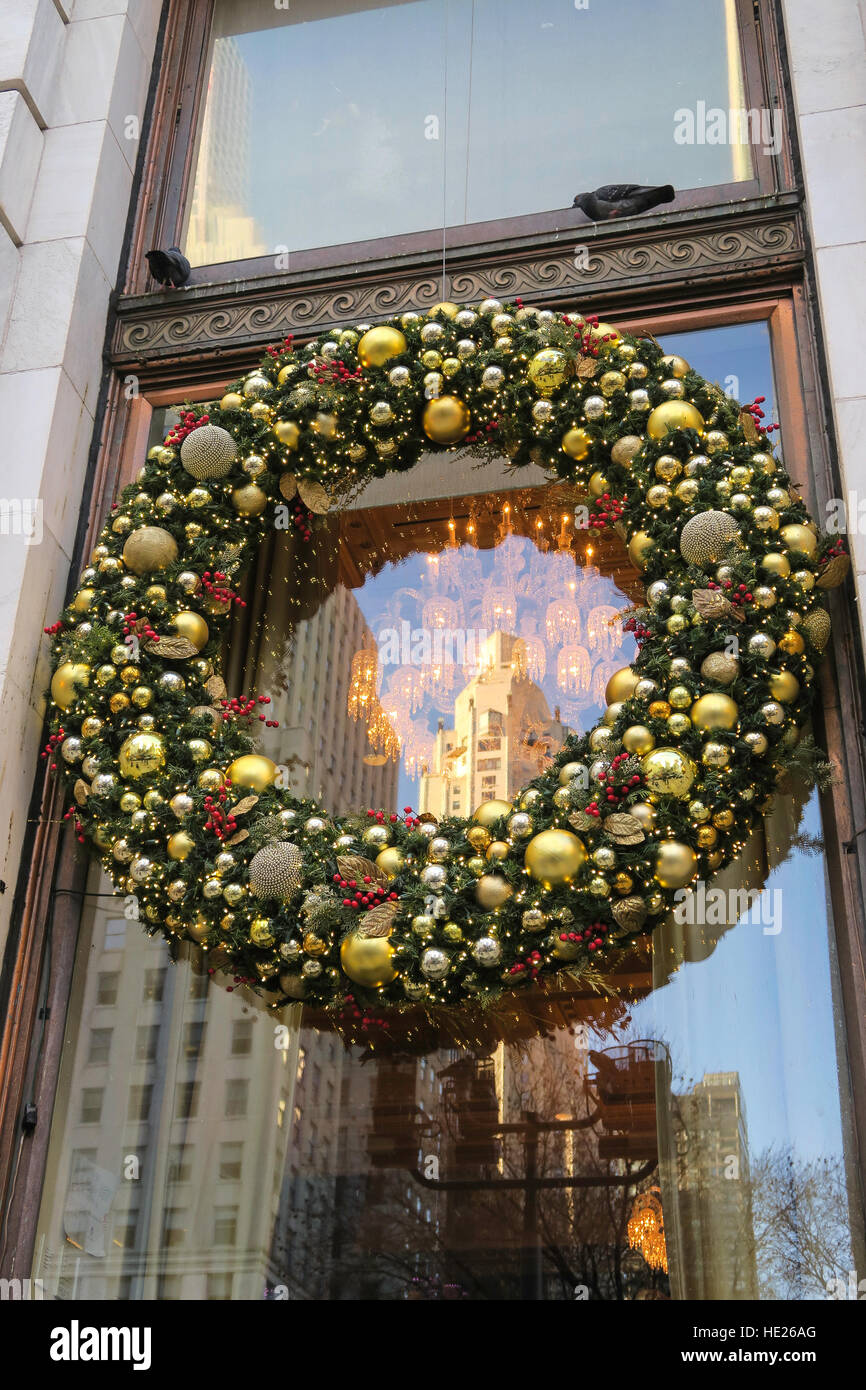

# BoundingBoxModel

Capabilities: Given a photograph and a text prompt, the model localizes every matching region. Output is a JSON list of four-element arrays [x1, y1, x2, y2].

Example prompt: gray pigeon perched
[[573, 184, 675, 221], [145, 246, 191, 288]]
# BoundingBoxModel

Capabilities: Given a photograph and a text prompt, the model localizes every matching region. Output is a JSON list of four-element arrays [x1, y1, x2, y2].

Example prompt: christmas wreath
[[45, 299, 845, 1020]]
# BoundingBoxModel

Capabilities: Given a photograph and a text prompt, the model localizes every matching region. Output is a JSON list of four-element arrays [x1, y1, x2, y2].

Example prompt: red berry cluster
[[265, 335, 295, 360], [623, 616, 652, 647], [706, 579, 753, 607], [401, 805, 425, 830], [338, 993, 392, 1032], [219, 693, 278, 728], [202, 570, 246, 609], [586, 752, 642, 811], [742, 396, 780, 437], [824, 540, 846, 560], [41, 728, 65, 769], [333, 868, 399, 912], [561, 922, 608, 953], [310, 357, 361, 386], [123, 612, 159, 642], [588, 493, 625, 529], [572, 314, 616, 357], [63, 806, 86, 844], [203, 786, 237, 842], [291, 499, 313, 542], [508, 948, 543, 980], [223, 973, 256, 994], [464, 418, 499, 445], [366, 808, 401, 825], [165, 410, 208, 448], [44, 620, 64, 635]]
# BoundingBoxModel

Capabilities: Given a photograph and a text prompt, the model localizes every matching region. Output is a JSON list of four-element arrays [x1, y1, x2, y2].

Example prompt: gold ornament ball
[[72, 588, 95, 614], [769, 670, 800, 703], [109, 692, 130, 713], [780, 524, 818, 559], [589, 471, 610, 498], [475, 875, 514, 909], [646, 400, 704, 439], [486, 839, 510, 862], [630, 801, 657, 830], [169, 610, 209, 651], [700, 651, 740, 685], [779, 630, 806, 656], [122, 526, 178, 575], [231, 483, 268, 515], [697, 825, 718, 849], [668, 712, 691, 736], [761, 552, 791, 577], [473, 798, 512, 828], [220, 392, 244, 411], [605, 666, 640, 705], [622, 724, 655, 755], [627, 530, 654, 571], [603, 701, 624, 727], [357, 325, 407, 368], [562, 427, 591, 460], [641, 747, 697, 799], [527, 348, 571, 397], [648, 700, 671, 720], [524, 829, 586, 887], [226, 754, 277, 792], [274, 420, 300, 449], [376, 847, 405, 880], [340, 931, 397, 988], [691, 693, 739, 730], [51, 661, 90, 710], [802, 609, 831, 652], [611, 434, 643, 466], [654, 840, 698, 889], [423, 395, 470, 444], [467, 824, 492, 850], [680, 510, 739, 567], [118, 731, 166, 779], [713, 809, 735, 829], [167, 831, 195, 861], [660, 354, 690, 378], [668, 684, 692, 710]]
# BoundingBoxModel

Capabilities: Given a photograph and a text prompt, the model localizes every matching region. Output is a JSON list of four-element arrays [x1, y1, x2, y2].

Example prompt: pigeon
[[572, 184, 675, 221], [145, 246, 191, 289]]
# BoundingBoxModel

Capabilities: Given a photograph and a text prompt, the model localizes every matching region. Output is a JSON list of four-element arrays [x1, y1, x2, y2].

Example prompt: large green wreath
[[45, 298, 846, 1021]]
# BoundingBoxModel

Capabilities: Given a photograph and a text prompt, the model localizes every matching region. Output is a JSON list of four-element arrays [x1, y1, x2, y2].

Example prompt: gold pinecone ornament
[[180, 423, 238, 479], [802, 608, 831, 653], [248, 841, 303, 900]]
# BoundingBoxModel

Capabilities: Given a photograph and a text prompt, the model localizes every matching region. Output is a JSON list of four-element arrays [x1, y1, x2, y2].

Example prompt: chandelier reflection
[[556, 644, 592, 696], [627, 1190, 668, 1274]]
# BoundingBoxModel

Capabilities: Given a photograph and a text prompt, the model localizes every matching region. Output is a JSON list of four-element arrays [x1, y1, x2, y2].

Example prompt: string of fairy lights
[[43, 298, 845, 1026]]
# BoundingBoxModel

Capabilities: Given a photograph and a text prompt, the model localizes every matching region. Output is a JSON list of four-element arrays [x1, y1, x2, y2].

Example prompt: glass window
[[96, 972, 119, 1006], [86, 1028, 112, 1066], [185, 0, 753, 267], [230, 1019, 254, 1057]]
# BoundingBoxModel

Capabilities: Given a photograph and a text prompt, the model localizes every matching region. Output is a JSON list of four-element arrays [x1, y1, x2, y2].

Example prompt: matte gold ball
[[561, 427, 591, 460], [226, 754, 277, 792], [605, 666, 640, 705], [340, 931, 397, 987], [375, 847, 405, 880], [170, 610, 209, 651], [691, 693, 739, 730], [628, 530, 654, 570], [274, 419, 300, 448], [761, 552, 790, 577], [524, 829, 586, 886], [357, 326, 407, 368], [51, 662, 90, 710], [473, 799, 512, 828], [486, 839, 510, 861], [118, 731, 166, 778], [780, 524, 818, 558], [654, 839, 698, 888], [422, 395, 470, 444], [646, 400, 704, 439], [231, 483, 268, 515], [122, 526, 178, 575], [630, 802, 657, 830], [700, 651, 740, 685], [475, 875, 514, 909], [527, 348, 571, 396], [167, 831, 196, 861], [769, 670, 800, 703], [640, 747, 697, 799], [611, 435, 642, 466], [622, 724, 656, 754]]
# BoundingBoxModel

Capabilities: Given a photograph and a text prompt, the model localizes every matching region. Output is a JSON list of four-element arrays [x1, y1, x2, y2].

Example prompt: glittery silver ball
[[61, 736, 83, 763], [522, 908, 547, 931], [481, 365, 504, 391], [389, 365, 410, 387], [112, 837, 133, 863], [370, 400, 394, 425], [748, 633, 776, 658], [203, 876, 223, 899], [421, 321, 445, 343], [421, 863, 447, 889], [629, 389, 651, 411], [532, 399, 554, 423], [508, 811, 533, 839], [646, 579, 670, 607], [280, 940, 301, 960], [420, 947, 450, 979], [471, 936, 501, 967], [761, 701, 786, 725], [455, 309, 477, 328], [417, 820, 439, 839], [167, 879, 187, 902], [456, 339, 477, 359], [304, 816, 327, 834], [583, 395, 606, 420], [91, 772, 116, 795], [744, 731, 769, 755], [302, 959, 323, 978]]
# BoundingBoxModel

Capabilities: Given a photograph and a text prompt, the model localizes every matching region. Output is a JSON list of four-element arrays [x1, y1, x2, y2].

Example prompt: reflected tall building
[[418, 632, 571, 820]]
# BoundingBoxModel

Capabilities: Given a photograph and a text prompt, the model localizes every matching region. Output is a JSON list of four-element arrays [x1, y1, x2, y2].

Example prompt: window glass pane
[[32, 324, 864, 1299], [186, 0, 752, 266]]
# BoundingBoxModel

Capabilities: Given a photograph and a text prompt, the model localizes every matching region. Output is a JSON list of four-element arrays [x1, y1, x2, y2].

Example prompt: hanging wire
[[463, 0, 476, 224]]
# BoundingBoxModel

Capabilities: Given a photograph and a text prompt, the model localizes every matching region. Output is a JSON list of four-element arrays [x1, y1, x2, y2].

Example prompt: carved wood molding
[[111, 198, 803, 379]]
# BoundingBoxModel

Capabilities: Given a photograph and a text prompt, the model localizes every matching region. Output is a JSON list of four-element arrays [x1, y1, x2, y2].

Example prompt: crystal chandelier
[[587, 604, 623, 658], [482, 586, 518, 631], [627, 1190, 668, 1273], [347, 644, 378, 720], [511, 634, 546, 684], [545, 595, 581, 646], [556, 644, 591, 695]]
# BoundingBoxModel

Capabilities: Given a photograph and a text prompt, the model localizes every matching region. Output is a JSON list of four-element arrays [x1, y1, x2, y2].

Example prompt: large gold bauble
[[646, 400, 704, 438], [527, 348, 571, 396], [168, 610, 209, 652], [561, 427, 591, 460], [231, 483, 268, 515], [640, 747, 697, 799], [357, 326, 407, 368], [622, 724, 656, 755], [220, 392, 244, 411], [167, 830, 195, 861], [769, 670, 800, 703], [627, 530, 654, 570], [428, 300, 459, 319], [691, 693, 739, 730], [72, 588, 94, 614], [422, 395, 470, 444], [118, 731, 166, 778], [51, 661, 90, 710], [654, 840, 698, 888], [475, 875, 513, 909], [780, 523, 818, 558], [473, 799, 512, 828], [274, 419, 300, 449], [679, 510, 739, 567], [524, 829, 586, 886], [700, 651, 740, 685], [376, 847, 405, 880], [122, 526, 178, 575], [226, 754, 277, 792], [660, 354, 690, 378], [340, 931, 397, 987], [605, 666, 639, 705], [761, 552, 790, 577]]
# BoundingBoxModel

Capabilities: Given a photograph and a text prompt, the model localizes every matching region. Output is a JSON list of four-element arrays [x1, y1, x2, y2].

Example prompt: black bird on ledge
[[145, 246, 192, 289], [573, 184, 676, 221]]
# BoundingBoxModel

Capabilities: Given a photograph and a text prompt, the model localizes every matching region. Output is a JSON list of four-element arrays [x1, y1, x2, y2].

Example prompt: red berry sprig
[[203, 787, 237, 842], [706, 579, 753, 608], [265, 335, 295, 360], [311, 357, 361, 386], [464, 418, 499, 445], [164, 410, 209, 448], [588, 751, 642, 809], [63, 806, 86, 844], [588, 493, 625, 530], [44, 620, 65, 635], [41, 728, 65, 769], [122, 611, 159, 642], [572, 313, 616, 357], [559, 922, 608, 953], [291, 499, 313, 542], [219, 694, 278, 729], [202, 571, 247, 609], [742, 396, 780, 437], [508, 948, 543, 980], [332, 868, 399, 912], [623, 616, 652, 647]]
